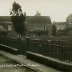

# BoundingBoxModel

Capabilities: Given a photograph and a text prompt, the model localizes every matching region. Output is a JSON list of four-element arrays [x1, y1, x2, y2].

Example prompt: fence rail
[[0, 38, 72, 62], [28, 39, 72, 62]]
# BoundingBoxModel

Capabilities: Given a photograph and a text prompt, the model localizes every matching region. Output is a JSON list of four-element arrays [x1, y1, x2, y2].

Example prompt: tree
[[10, 2, 26, 38], [52, 24, 56, 36]]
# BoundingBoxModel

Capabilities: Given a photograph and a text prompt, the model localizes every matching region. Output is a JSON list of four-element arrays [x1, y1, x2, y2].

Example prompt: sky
[[0, 0, 72, 22]]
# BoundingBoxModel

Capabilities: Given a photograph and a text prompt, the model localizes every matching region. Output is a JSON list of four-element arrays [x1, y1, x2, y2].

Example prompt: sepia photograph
[[0, 0, 72, 72]]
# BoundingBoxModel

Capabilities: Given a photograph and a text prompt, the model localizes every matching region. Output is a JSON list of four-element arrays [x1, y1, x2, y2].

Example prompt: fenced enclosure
[[28, 39, 72, 62], [0, 37, 72, 63]]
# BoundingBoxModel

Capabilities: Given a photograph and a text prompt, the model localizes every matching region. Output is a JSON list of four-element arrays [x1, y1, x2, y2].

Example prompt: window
[[57, 27, 60, 30], [44, 25, 46, 30], [0, 25, 3, 29], [30, 25, 34, 31], [8, 25, 12, 31], [61, 27, 64, 30]]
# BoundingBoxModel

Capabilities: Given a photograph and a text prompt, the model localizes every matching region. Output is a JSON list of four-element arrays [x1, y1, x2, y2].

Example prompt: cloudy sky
[[0, 0, 72, 22]]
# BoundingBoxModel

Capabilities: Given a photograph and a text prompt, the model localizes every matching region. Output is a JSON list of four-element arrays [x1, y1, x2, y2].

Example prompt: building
[[66, 14, 72, 35], [0, 16, 52, 38], [66, 14, 72, 28], [0, 16, 13, 31], [25, 16, 52, 37], [53, 22, 66, 30], [52, 22, 67, 36]]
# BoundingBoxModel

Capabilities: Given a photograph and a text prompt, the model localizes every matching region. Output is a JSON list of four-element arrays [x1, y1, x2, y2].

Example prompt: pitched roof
[[0, 16, 11, 22], [0, 16, 51, 24], [53, 22, 66, 25], [26, 16, 51, 24]]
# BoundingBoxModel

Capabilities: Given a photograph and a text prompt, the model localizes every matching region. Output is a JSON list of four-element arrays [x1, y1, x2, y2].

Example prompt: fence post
[[26, 37, 30, 51]]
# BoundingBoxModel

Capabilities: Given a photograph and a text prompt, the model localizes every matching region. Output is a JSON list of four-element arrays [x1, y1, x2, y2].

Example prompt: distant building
[[0, 22, 13, 31], [53, 22, 66, 30], [66, 14, 72, 35], [66, 14, 72, 28]]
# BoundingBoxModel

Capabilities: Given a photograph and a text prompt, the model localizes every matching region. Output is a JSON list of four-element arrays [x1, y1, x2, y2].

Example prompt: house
[[66, 14, 72, 28], [25, 16, 52, 37], [53, 22, 66, 30], [0, 16, 52, 38], [53, 22, 68, 36], [0, 16, 13, 31], [66, 14, 72, 35]]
